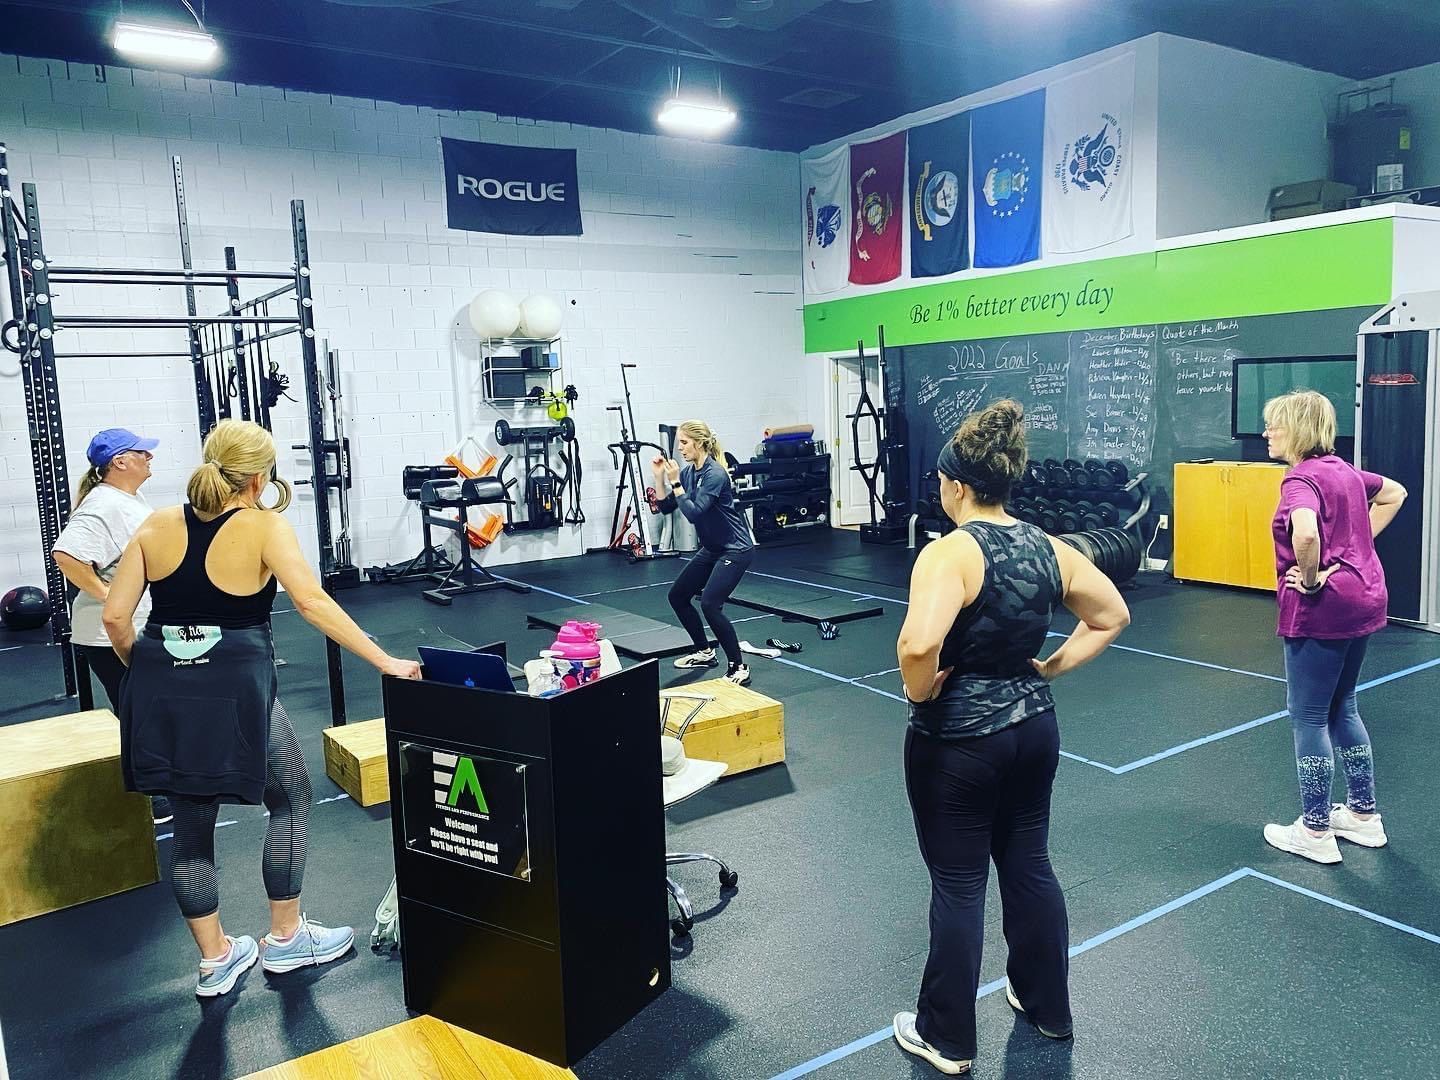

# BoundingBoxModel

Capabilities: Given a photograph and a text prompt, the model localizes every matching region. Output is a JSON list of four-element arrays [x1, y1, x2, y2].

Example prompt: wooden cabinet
[[1173, 462, 1285, 590]]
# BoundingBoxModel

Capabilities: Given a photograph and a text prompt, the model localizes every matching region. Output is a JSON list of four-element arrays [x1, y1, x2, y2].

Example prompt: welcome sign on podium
[[383, 660, 669, 1067], [399, 744, 531, 880]]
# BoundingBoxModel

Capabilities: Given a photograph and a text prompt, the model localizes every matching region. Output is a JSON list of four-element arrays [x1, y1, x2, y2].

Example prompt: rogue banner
[[441, 137, 583, 236]]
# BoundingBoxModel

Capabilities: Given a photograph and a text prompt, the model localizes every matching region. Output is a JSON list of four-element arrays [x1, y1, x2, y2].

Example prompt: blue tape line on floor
[[1044, 631, 1285, 683], [1102, 654, 1440, 774], [575, 581, 669, 598], [766, 866, 1438, 1078], [746, 569, 908, 606], [501, 576, 587, 604], [772, 656, 905, 702]]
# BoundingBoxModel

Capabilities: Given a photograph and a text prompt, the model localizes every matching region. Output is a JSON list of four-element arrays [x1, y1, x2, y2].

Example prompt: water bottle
[[528, 652, 566, 698]]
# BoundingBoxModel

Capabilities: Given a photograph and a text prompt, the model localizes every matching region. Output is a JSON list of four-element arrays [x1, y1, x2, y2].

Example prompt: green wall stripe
[[803, 218, 1394, 352]]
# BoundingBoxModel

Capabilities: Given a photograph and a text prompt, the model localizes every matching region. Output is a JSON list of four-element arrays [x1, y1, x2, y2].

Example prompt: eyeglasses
[[116, 450, 153, 462]]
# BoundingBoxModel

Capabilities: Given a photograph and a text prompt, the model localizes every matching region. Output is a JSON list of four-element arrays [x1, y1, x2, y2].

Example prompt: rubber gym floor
[[2, 530, 1438, 1080]]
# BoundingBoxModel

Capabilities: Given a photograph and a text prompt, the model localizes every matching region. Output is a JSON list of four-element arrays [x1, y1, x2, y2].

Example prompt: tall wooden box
[[0, 709, 158, 926]]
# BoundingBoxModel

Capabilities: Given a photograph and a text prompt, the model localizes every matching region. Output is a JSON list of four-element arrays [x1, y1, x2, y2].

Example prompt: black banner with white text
[[441, 137, 583, 236]]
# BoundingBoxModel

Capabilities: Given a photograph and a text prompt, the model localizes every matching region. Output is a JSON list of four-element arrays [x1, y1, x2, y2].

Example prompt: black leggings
[[668, 547, 753, 667], [904, 711, 1070, 1061], [76, 644, 127, 711], [169, 699, 312, 919]]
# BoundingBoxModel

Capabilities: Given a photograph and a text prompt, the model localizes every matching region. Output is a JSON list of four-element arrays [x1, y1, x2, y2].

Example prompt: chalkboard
[[885, 306, 1373, 516]]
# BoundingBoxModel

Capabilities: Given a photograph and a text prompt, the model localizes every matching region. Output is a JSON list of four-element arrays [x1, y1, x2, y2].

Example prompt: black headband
[[937, 442, 1005, 498]]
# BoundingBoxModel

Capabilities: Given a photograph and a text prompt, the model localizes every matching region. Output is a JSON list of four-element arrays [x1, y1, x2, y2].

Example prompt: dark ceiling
[[1, 0, 1438, 151]]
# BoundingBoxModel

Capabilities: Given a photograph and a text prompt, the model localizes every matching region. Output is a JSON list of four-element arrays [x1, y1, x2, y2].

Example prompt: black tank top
[[147, 506, 278, 629], [909, 520, 1063, 740]]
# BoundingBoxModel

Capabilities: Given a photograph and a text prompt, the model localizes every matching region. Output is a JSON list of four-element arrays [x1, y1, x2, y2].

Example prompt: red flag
[[849, 132, 906, 285]]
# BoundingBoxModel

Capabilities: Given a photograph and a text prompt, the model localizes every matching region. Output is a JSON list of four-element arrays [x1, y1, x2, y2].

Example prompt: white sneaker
[[1263, 818, 1342, 864], [1329, 804, 1387, 847], [674, 648, 718, 669], [724, 664, 751, 687], [1004, 980, 1073, 1039], [892, 1012, 971, 1075]]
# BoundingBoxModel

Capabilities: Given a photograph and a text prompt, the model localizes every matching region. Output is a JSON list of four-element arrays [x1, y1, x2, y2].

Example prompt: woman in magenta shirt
[[1262, 390, 1406, 864]]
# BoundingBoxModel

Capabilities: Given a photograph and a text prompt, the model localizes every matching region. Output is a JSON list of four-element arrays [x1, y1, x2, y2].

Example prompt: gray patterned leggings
[[168, 699, 311, 919], [1283, 635, 1377, 832]]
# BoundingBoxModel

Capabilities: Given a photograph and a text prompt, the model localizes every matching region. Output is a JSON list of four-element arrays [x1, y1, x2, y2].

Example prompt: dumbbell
[[1084, 459, 1114, 489]]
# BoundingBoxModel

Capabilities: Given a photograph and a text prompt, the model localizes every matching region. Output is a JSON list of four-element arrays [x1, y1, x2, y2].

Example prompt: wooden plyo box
[[321, 678, 787, 808], [237, 1014, 577, 1079], [667, 678, 785, 776], [322, 718, 389, 806], [0, 708, 159, 927]]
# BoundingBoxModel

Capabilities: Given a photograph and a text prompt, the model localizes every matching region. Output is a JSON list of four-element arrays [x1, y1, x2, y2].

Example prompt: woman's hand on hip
[[1030, 655, 1060, 681], [379, 655, 422, 679], [907, 666, 952, 703], [1284, 564, 1339, 594]]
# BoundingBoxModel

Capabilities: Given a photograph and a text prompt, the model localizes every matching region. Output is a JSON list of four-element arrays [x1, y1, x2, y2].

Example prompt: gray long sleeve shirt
[[657, 457, 754, 554]]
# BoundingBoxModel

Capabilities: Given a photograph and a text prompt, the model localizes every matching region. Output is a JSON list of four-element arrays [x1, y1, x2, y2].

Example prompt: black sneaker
[[152, 796, 174, 826]]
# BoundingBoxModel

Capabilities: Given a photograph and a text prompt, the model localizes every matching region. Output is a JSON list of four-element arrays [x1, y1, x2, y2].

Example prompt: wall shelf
[[480, 336, 563, 406]]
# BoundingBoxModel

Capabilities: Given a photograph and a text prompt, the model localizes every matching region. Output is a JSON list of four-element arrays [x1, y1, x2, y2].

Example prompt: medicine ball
[[1, 585, 50, 630]]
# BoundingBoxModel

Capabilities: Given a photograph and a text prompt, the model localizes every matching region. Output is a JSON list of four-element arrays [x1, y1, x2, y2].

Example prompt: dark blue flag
[[908, 113, 970, 278], [441, 138, 583, 236], [970, 90, 1044, 267]]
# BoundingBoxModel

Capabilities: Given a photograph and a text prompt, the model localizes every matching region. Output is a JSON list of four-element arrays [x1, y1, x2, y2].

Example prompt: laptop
[[417, 646, 515, 692]]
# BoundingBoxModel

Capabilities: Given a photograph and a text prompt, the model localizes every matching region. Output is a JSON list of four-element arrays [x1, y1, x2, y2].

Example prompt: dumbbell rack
[[1011, 457, 1150, 534], [908, 457, 1151, 583]]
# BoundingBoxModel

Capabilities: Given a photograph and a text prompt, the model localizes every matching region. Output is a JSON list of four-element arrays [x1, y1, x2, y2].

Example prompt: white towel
[[739, 640, 781, 659]]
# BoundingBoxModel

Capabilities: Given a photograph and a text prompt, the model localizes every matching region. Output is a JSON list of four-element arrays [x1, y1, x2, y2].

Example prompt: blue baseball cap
[[86, 428, 160, 468]]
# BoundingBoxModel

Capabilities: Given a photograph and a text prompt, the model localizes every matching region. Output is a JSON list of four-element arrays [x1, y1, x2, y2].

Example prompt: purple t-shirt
[[1271, 455, 1387, 639]]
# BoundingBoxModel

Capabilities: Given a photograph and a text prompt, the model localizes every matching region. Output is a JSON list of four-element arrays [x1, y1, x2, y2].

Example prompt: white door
[[832, 353, 885, 526]]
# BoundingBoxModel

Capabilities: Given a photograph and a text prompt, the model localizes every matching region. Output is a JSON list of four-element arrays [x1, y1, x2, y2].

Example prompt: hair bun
[[978, 399, 1023, 438]]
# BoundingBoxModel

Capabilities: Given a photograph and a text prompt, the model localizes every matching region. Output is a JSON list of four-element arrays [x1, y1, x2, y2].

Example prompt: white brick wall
[[0, 53, 805, 587]]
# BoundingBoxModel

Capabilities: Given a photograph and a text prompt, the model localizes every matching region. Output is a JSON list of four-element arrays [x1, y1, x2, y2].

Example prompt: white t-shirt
[[52, 484, 153, 647]]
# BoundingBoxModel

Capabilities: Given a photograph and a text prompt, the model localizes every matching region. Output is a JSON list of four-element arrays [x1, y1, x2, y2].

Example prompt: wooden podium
[[382, 662, 670, 1067]]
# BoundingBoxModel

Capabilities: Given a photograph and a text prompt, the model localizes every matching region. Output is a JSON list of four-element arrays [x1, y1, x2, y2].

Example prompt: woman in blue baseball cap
[[53, 428, 168, 822]]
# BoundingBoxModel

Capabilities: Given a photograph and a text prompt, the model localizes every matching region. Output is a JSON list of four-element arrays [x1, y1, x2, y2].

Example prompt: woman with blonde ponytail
[[652, 419, 757, 685], [103, 419, 421, 999]]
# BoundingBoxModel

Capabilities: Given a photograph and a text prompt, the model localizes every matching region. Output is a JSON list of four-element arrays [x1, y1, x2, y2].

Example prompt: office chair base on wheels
[[666, 853, 739, 939]]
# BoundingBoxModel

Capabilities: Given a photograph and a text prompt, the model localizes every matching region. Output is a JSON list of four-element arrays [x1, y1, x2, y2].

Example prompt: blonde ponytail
[[186, 461, 233, 516], [186, 419, 291, 515], [679, 419, 723, 463], [75, 464, 106, 505]]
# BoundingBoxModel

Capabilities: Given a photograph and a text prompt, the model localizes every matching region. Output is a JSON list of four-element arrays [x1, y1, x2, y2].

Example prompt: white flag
[[801, 146, 850, 296], [1043, 51, 1135, 254]]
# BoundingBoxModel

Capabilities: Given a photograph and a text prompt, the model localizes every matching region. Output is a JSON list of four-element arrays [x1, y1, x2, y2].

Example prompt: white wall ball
[[518, 294, 563, 339], [468, 290, 521, 338]]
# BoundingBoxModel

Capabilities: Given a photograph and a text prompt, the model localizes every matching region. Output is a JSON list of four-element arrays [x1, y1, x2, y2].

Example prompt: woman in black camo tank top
[[891, 400, 1130, 1076]]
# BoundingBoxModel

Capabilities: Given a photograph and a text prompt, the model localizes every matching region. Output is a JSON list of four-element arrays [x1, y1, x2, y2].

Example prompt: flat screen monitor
[[1231, 356, 1357, 439]]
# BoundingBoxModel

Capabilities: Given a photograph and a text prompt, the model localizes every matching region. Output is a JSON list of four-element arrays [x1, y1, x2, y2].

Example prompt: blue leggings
[[1282, 636, 1377, 831]]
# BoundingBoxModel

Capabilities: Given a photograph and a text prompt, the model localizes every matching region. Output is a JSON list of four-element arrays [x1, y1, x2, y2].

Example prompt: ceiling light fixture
[[112, 1, 220, 68], [657, 66, 737, 138], [658, 98, 737, 135]]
